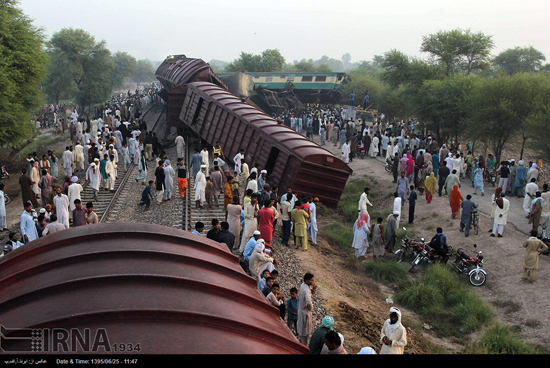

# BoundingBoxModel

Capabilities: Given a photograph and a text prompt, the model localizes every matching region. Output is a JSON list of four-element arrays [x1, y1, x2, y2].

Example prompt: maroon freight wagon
[[179, 81, 352, 208], [0, 223, 308, 354]]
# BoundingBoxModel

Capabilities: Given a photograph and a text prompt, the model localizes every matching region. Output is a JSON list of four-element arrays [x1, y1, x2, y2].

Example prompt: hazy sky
[[18, 0, 550, 65]]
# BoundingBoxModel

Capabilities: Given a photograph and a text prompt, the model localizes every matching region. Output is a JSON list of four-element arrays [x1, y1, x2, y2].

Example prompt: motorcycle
[[452, 244, 486, 286], [394, 229, 426, 263], [1, 165, 9, 180], [409, 244, 453, 272], [485, 169, 496, 186], [385, 158, 392, 172]]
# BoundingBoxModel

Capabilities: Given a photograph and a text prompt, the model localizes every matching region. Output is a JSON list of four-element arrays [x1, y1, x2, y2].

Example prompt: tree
[[47, 28, 113, 108], [111, 51, 136, 91], [421, 29, 494, 75], [225, 49, 285, 73], [381, 49, 444, 90], [415, 75, 479, 147], [494, 46, 547, 75], [132, 59, 156, 83], [43, 52, 74, 104], [0, 0, 48, 146]]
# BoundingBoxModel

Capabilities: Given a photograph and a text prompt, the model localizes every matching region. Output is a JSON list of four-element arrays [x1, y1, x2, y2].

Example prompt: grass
[[364, 260, 409, 284], [463, 324, 548, 354], [321, 221, 354, 251], [12, 132, 69, 161], [394, 264, 493, 336]]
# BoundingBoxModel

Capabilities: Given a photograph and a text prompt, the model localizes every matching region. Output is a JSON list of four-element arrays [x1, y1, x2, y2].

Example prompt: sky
[[18, 0, 550, 65]]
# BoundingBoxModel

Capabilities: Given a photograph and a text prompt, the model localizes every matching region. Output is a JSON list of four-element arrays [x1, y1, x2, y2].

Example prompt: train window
[[266, 77, 273, 82], [254, 75, 260, 79], [302, 75, 313, 82], [315, 75, 327, 82], [287, 76, 295, 81], [280, 74, 286, 78]]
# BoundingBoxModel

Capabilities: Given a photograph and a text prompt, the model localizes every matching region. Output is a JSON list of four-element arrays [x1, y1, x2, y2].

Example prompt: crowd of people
[[2, 84, 163, 255]]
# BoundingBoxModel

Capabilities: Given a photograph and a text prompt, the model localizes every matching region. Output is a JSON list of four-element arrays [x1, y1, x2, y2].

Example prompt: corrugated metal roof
[[0, 223, 308, 354]]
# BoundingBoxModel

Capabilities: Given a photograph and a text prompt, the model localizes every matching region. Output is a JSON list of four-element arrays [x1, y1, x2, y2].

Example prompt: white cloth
[[67, 183, 83, 212], [493, 197, 510, 226], [86, 166, 101, 191], [380, 307, 407, 354], [175, 136, 185, 159], [42, 221, 67, 236], [524, 182, 539, 214], [62, 150, 73, 176], [393, 197, 402, 228], [352, 220, 370, 257], [194, 170, 206, 204], [341, 143, 350, 163], [358, 192, 372, 212], [53, 194, 70, 229]]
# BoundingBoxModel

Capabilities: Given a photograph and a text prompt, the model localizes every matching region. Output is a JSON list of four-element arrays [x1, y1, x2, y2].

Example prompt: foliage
[[494, 46, 547, 75], [464, 324, 547, 354], [414, 74, 479, 147], [46, 28, 113, 108], [321, 221, 354, 250], [226, 49, 285, 73], [381, 49, 444, 90], [420, 28, 494, 75], [111, 51, 136, 91], [0, 0, 48, 147], [364, 261, 408, 284], [395, 264, 492, 335], [132, 59, 156, 83]]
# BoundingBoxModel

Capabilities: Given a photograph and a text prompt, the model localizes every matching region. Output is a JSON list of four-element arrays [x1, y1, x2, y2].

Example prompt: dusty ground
[[290, 132, 550, 353]]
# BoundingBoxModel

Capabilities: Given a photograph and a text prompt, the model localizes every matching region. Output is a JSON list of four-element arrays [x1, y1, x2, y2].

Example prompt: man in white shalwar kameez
[[67, 176, 83, 215], [200, 147, 210, 174], [380, 307, 407, 354], [194, 165, 207, 208], [163, 160, 175, 201], [62, 147, 74, 177], [297, 273, 317, 346], [341, 140, 351, 164], [86, 162, 101, 201], [307, 198, 319, 245], [358, 188, 373, 213], [105, 155, 117, 191], [393, 195, 402, 228], [74, 141, 84, 172], [175, 135, 185, 160], [53, 187, 70, 229], [524, 178, 539, 214]]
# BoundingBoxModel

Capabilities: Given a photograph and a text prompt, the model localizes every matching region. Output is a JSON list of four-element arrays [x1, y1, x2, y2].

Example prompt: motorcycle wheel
[[4, 194, 10, 205], [469, 271, 486, 287], [385, 165, 391, 173], [394, 249, 405, 263], [409, 256, 420, 272]]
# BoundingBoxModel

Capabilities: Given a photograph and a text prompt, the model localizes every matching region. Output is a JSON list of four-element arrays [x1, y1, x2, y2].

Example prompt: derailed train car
[[156, 55, 352, 208], [0, 223, 308, 354], [179, 81, 352, 208]]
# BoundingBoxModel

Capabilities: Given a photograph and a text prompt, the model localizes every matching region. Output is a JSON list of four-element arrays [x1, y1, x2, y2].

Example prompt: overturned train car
[[156, 56, 352, 208]]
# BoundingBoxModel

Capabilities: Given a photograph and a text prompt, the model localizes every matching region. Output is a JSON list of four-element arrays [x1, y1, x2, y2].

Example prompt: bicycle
[[471, 210, 479, 235]]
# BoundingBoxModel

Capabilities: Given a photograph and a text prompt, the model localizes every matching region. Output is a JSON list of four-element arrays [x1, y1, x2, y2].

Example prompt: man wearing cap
[[194, 164, 207, 209], [68, 176, 83, 216], [258, 170, 267, 193], [20, 201, 38, 244], [380, 307, 407, 354], [243, 230, 262, 261], [309, 316, 334, 354]]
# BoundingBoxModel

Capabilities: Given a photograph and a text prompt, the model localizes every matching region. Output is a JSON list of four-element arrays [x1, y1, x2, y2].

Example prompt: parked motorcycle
[[452, 244, 486, 286], [409, 244, 453, 272], [394, 229, 426, 263], [1, 165, 9, 180], [485, 169, 496, 186], [385, 158, 392, 172]]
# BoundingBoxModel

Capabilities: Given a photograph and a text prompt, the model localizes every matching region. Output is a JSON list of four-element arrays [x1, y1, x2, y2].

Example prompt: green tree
[[421, 29, 494, 75], [43, 52, 74, 104], [415, 74, 479, 147], [494, 46, 547, 75], [111, 51, 136, 91], [381, 49, 444, 90], [226, 49, 285, 72], [132, 59, 156, 83], [47, 28, 113, 109], [0, 0, 48, 146]]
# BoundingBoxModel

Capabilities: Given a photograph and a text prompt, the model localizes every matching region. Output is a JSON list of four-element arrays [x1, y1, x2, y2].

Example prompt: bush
[[394, 264, 493, 336], [464, 324, 547, 354], [322, 222, 354, 251], [364, 261, 408, 284]]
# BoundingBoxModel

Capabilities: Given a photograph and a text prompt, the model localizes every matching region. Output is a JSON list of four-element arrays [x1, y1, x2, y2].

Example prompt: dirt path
[[293, 132, 550, 352]]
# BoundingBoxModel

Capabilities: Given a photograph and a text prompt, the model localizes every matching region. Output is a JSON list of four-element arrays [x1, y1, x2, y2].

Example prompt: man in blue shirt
[[192, 221, 204, 236], [243, 231, 261, 261], [20, 201, 38, 244]]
